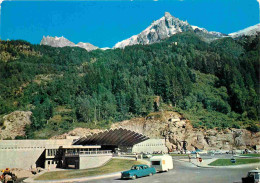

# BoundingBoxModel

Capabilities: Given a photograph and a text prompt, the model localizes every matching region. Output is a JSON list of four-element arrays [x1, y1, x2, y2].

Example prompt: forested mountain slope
[[0, 32, 259, 139]]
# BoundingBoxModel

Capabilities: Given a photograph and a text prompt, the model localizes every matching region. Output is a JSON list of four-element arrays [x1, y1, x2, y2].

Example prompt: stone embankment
[[3, 109, 258, 151], [111, 111, 260, 151], [0, 111, 32, 140], [50, 128, 102, 139]]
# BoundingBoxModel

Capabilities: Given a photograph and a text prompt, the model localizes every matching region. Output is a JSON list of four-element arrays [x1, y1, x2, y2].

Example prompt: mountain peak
[[164, 12, 172, 18], [114, 12, 193, 48], [40, 36, 99, 51], [40, 36, 76, 47], [229, 23, 260, 38], [114, 12, 226, 49]]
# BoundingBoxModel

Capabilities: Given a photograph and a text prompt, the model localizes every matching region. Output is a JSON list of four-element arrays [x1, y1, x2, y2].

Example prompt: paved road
[[83, 159, 259, 183]]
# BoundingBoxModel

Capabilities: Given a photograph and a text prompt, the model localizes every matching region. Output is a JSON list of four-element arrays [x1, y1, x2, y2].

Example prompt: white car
[[242, 168, 260, 183], [198, 150, 207, 154], [185, 150, 191, 154]]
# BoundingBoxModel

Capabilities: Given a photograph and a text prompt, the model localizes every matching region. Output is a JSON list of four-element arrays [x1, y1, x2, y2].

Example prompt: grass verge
[[36, 159, 145, 180], [240, 154, 260, 157], [209, 158, 260, 166], [169, 154, 189, 157]]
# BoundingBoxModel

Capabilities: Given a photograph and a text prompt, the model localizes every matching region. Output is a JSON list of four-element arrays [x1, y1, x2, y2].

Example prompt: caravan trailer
[[150, 155, 173, 172]]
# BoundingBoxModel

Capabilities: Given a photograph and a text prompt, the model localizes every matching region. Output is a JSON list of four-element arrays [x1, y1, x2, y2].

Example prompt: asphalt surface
[[82, 155, 259, 183]]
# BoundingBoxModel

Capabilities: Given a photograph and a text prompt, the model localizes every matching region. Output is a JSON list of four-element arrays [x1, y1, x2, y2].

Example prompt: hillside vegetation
[[0, 32, 259, 138]]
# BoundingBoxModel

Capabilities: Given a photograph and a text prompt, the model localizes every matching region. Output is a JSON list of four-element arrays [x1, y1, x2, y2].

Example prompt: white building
[[132, 139, 168, 154]]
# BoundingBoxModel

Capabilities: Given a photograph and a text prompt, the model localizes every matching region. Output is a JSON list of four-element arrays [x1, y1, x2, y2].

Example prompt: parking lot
[[83, 155, 259, 183]]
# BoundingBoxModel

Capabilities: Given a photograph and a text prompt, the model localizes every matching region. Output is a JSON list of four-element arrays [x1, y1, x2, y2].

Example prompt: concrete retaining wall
[[0, 139, 75, 169], [79, 154, 112, 169], [0, 149, 45, 169]]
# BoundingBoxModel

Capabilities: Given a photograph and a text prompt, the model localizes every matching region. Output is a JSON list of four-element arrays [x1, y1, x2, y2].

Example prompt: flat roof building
[[0, 128, 149, 170], [0, 137, 102, 170]]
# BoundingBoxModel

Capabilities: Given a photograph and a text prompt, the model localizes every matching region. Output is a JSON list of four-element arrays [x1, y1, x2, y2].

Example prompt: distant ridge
[[229, 24, 260, 38], [40, 13, 259, 50], [40, 36, 99, 51]]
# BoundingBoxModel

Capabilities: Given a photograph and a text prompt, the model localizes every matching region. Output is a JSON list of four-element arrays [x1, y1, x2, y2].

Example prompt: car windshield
[[248, 172, 255, 177], [131, 166, 139, 170]]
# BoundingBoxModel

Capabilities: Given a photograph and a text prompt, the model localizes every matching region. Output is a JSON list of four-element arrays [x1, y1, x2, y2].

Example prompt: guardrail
[[65, 150, 112, 156]]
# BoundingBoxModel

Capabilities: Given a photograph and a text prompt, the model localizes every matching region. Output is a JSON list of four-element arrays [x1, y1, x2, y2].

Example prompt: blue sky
[[0, 0, 259, 48]]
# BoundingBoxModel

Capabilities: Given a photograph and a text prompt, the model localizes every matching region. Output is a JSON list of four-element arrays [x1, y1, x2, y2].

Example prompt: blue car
[[191, 149, 201, 154], [121, 164, 156, 180]]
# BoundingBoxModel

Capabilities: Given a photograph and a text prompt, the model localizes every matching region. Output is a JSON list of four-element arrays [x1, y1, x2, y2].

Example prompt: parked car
[[121, 164, 156, 180], [214, 150, 223, 154], [185, 150, 191, 154], [150, 155, 173, 172], [169, 151, 181, 154], [242, 168, 260, 183], [191, 149, 201, 154], [208, 150, 215, 155], [143, 154, 152, 158], [198, 150, 208, 154]]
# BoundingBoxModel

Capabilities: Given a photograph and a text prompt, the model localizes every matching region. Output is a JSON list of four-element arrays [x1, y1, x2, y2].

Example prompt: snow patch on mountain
[[229, 24, 260, 38]]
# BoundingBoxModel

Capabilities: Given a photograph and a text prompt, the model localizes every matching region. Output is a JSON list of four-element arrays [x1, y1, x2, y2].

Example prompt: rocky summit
[[114, 12, 226, 48], [40, 36, 76, 47], [40, 36, 99, 51]]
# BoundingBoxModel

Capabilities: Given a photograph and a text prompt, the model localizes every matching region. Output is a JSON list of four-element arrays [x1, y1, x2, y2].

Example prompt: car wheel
[[132, 175, 136, 180]]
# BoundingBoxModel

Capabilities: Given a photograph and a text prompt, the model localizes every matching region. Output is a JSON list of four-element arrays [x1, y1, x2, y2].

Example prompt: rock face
[[50, 128, 102, 139], [0, 111, 32, 139], [191, 25, 227, 38], [229, 24, 260, 38], [40, 36, 76, 47], [49, 111, 259, 151], [76, 42, 99, 51], [40, 36, 99, 51], [111, 111, 260, 151], [114, 12, 225, 48]]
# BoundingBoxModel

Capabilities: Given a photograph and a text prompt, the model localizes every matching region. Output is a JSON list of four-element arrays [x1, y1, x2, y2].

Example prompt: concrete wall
[[132, 139, 168, 153], [79, 154, 112, 169], [0, 139, 76, 169], [0, 149, 45, 169], [0, 139, 76, 149], [0, 138, 108, 170]]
